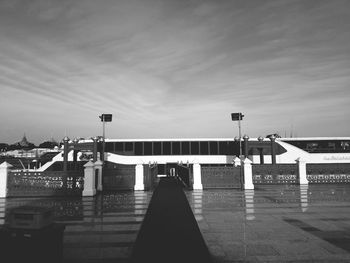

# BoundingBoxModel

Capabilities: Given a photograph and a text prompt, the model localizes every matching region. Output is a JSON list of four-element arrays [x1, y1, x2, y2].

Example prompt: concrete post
[[296, 158, 308, 185], [193, 163, 203, 190], [94, 160, 103, 191], [63, 136, 70, 172], [92, 136, 98, 162], [83, 161, 96, 197], [258, 136, 264, 164], [134, 164, 144, 191], [258, 148, 264, 164], [0, 162, 12, 198], [242, 158, 254, 190], [269, 135, 276, 164]]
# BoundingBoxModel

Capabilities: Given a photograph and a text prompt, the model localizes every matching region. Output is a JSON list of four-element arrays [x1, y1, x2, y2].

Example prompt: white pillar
[[0, 162, 12, 198], [134, 164, 144, 191], [296, 158, 308, 185], [94, 160, 103, 191], [193, 163, 203, 190], [242, 158, 254, 190], [83, 161, 96, 197]]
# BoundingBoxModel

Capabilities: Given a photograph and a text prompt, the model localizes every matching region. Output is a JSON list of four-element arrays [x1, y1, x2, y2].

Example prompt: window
[[341, 141, 350, 150], [200, 141, 209, 155], [115, 142, 123, 152], [172, 142, 180, 155], [135, 142, 143, 155], [144, 142, 152, 155], [306, 143, 318, 151], [163, 142, 171, 155], [219, 141, 228, 155], [191, 141, 199, 155], [125, 142, 133, 152], [209, 141, 218, 155], [227, 141, 235, 155], [328, 142, 336, 150], [181, 142, 190, 155], [105, 142, 114, 152], [154, 142, 161, 155]]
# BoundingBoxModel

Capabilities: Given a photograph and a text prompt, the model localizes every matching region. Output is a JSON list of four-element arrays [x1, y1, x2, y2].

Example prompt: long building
[[33, 136, 350, 191]]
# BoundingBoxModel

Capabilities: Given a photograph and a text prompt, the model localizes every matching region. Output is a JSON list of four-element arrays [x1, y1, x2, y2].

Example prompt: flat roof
[[76, 137, 350, 143]]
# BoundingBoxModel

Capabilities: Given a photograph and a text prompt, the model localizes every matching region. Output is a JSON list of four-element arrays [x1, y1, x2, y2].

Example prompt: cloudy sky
[[0, 0, 349, 144]]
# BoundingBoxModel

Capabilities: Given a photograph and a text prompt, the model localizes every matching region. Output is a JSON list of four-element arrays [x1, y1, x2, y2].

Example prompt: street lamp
[[231, 113, 245, 190], [231, 112, 244, 158], [99, 114, 113, 162]]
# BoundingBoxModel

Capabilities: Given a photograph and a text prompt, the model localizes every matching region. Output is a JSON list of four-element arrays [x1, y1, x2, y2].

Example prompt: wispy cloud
[[0, 0, 350, 143]]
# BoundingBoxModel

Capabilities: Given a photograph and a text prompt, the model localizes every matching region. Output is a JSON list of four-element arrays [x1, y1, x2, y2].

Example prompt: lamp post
[[62, 136, 70, 172], [231, 113, 244, 158], [234, 136, 240, 157], [99, 114, 112, 162], [73, 138, 79, 170], [232, 113, 245, 190]]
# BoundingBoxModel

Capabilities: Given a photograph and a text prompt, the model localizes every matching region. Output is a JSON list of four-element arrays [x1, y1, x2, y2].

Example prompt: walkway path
[[129, 177, 212, 263]]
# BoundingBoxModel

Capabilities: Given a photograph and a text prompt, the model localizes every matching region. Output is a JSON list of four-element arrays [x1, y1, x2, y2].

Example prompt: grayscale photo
[[0, 0, 350, 262]]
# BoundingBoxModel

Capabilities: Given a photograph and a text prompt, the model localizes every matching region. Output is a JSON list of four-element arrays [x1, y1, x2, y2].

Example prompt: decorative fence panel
[[7, 170, 84, 197], [201, 165, 242, 189], [252, 164, 298, 184], [177, 165, 192, 188], [144, 165, 158, 190], [306, 163, 350, 183], [103, 164, 135, 190]]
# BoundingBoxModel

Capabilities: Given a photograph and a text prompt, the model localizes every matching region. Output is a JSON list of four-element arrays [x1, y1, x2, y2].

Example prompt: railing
[[7, 170, 84, 197], [306, 163, 350, 183], [252, 164, 298, 184], [144, 165, 158, 190], [45, 161, 87, 171], [177, 165, 192, 188]]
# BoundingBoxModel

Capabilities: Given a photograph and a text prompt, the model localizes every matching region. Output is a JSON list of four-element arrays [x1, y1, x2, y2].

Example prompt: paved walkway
[[1, 184, 350, 262], [129, 177, 212, 263]]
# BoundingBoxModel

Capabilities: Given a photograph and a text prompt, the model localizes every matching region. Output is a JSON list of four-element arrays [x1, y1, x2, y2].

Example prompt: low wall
[[306, 163, 350, 183], [7, 170, 84, 197], [103, 163, 135, 190], [201, 165, 241, 189], [252, 164, 298, 184]]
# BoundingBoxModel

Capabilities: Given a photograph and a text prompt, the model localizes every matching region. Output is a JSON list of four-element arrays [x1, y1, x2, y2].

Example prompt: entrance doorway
[[153, 163, 192, 189]]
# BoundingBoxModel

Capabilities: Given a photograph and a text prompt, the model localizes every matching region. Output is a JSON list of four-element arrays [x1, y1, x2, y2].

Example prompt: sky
[[0, 0, 349, 144]]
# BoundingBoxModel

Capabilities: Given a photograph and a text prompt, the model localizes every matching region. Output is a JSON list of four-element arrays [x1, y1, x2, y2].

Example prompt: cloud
[[0, 0, 350, 142]]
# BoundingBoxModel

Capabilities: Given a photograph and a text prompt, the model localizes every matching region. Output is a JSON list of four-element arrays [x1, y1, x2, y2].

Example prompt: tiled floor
[[0, 191, 152, 263], [1, 184, 350, 262], [186, 184, 350, 262]]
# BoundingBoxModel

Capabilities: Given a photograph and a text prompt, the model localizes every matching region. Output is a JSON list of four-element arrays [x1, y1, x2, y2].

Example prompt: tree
[[0, 143, 9, 151], [39, 140, 59, 149]]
